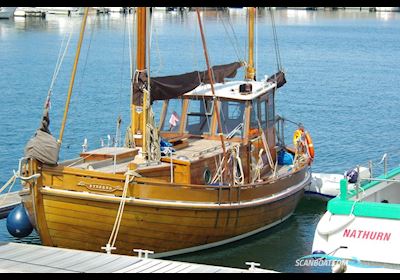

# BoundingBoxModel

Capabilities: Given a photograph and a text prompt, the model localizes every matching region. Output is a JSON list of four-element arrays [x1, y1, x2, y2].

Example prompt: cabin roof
[[183, 80, 276, 101]]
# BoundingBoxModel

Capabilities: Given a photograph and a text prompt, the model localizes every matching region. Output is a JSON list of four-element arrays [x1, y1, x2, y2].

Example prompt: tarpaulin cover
[[25, 130, 60, 165], [267, 70, 286, 88], [24, 108, 59, 165], [132, 62, 242, 106]]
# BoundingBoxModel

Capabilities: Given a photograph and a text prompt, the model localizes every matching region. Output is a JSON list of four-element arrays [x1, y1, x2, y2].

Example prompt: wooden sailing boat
[[16, 7, 314, 257]]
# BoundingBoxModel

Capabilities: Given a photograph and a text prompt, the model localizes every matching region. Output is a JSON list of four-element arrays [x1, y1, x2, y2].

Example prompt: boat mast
[[245, 7, 256, 81], [132, 7, 148, 158], [58, 7, 89, 144], [195, 8, 228, 165]]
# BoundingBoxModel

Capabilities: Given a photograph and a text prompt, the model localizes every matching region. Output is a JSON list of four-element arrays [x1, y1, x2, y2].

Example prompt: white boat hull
[[0, 7, 16, 19], [41, 7, 79, 15], [306, 167, 370, 200], [14, 7, 45, 17], [313, 212, 400, 269], [312, 169, 400, 271], [375, 7, 400, 12], [105, 7, 125, 13], [228, 7, 247, 14]]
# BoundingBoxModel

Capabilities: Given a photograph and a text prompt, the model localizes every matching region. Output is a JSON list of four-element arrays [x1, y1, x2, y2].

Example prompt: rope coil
[[232, 145, 244, 185]]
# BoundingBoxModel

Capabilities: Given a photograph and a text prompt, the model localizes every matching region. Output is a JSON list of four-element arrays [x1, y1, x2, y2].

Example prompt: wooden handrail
[[41, 162, 307, 190]]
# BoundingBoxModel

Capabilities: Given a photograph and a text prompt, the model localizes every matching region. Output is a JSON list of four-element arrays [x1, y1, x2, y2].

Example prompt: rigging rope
[[125, 10, 136, 148], [217, 10, 243, 62], [227, 9, 245, 61], [49, 25, 73, 95], [269, 9, 283, 71], [46, 19, 74, 110], [115, 13, 128, 147], [198, 8, 217, 85], [75, 15, 95, 98], [50, 29, 68, 85], [150, 11, 163, 75], [146, 107, 161, 162], [130, 10, 136, 98], [255, 7, 258, 79]]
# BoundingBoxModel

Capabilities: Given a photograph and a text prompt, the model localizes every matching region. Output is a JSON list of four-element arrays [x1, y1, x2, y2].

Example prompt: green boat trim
[[327, 166, 400, 220]]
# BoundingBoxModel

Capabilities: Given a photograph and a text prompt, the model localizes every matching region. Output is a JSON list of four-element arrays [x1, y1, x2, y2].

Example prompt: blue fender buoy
[[312, 250, 327, 260], [6, 204, 33, 238]]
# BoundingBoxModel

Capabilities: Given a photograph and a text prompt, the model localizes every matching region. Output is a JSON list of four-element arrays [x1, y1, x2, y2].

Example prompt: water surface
[[1, 9, 400, 272]]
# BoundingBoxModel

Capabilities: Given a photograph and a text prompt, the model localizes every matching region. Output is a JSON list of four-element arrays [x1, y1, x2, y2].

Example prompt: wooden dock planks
[[0, 191, 21, 219], [0, 242, 276, 273]]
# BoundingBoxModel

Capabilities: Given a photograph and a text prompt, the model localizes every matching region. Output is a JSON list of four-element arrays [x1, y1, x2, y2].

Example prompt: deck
[[0, 242, 277, 273]]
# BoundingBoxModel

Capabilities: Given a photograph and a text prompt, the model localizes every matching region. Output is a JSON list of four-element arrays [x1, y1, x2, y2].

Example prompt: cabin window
[[185, 98, 213, 135], [249, 99, 260, 136], [218, 101, 245, 138], [260, 100, 267, 129], [162, 99, 183, 132], [250, 100, 259, 129]]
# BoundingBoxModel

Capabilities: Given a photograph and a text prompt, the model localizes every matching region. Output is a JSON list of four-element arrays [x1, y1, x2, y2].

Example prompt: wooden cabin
[[155, 79, 278, 185]]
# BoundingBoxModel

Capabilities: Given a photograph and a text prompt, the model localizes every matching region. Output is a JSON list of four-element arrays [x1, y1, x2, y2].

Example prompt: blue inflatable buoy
[[6, 204, 33, 238], [312, 250, 327, 260]]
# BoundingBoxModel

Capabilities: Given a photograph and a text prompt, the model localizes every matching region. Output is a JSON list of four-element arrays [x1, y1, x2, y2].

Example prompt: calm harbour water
[[0, 9, 400, 273]]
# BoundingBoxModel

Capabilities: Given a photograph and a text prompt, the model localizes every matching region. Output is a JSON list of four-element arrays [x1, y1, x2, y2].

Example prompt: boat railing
[[36, 161, 307, 205], [360, 177, 400, 183], [275, 115, 303, 147], [343, 154, 400, 200]]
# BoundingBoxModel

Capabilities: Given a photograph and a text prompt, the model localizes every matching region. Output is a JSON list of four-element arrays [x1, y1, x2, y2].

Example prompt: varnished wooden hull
[[20, 166, 310, 257]]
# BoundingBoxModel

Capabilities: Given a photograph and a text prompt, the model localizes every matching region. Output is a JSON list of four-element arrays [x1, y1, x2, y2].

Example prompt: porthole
[[203, 168, 212, 184]]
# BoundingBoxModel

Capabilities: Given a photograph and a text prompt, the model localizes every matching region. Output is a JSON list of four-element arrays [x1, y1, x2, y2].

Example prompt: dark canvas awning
[[267, 70, 286, 88], [132, 62, 242, 106]]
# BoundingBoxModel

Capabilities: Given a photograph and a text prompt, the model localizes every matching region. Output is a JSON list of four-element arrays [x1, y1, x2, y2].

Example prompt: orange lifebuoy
[[249, 128, 259, 136], [305, 131, 314, 159]]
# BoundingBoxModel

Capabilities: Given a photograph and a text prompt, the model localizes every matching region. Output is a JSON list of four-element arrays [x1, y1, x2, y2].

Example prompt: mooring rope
[[0, 175, 17, 195], [103, 169, 138, 254], [146, 108, 161, 162], [0, 162, 41, 205], [0, 175, 17, 206]]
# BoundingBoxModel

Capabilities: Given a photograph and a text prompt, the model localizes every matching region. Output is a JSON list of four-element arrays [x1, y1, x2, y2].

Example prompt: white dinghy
[[306, 167, 370, 200]]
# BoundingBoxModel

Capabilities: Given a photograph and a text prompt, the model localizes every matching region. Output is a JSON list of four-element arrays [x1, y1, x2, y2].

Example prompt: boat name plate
[[77, 181, 121, 192]]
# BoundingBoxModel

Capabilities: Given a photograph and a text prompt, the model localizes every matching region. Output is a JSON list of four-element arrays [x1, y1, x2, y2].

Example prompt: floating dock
[[0, 192, 21, 219], [0, 242, 277, 273]]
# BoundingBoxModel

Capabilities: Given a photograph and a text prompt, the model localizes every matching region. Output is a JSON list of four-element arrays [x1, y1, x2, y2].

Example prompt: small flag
[[169, 111, 180, 130]]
